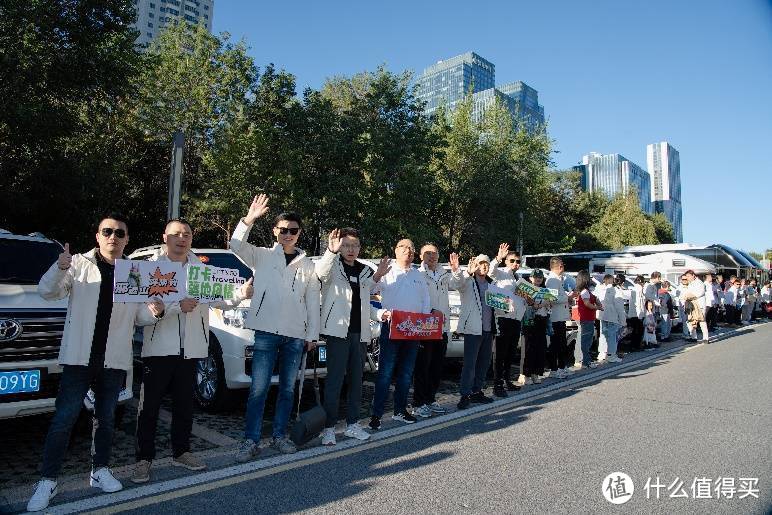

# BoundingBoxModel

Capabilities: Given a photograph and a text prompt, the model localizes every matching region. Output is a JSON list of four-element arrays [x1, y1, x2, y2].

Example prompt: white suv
[[0, 231, 132, 419], [129, 246, 328, 412]]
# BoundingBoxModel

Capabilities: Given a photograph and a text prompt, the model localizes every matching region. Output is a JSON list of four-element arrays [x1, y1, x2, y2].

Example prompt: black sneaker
[[368, 416, 381, 431], [457, 395, 471, 410], [493, 384, 508, 398], [505, 380, 521, 391], [470, 391, 494, 404]]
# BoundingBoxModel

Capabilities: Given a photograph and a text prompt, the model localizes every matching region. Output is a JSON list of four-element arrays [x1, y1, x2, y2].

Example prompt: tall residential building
[[416, 52, 544, 131], [581, 152, 653, 214], [647, 141, 683, 242], [131, 0, 214, 48]]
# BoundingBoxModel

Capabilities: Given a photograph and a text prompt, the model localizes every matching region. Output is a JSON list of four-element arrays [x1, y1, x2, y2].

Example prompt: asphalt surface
[[78, 322, 772, 514]]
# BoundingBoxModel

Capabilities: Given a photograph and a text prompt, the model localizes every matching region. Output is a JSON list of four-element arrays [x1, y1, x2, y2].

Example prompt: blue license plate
[[0, 370, 41, 395], [318, 346, 326, 363]]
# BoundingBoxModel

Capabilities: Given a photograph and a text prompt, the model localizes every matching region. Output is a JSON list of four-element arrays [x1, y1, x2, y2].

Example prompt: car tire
[[194, 335, 231, 412]]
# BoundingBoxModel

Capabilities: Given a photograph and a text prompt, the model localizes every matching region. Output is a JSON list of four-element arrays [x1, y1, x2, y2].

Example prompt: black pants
[[323, 332, 365, 427], [705, 306, 718, 330], [135, 355, 195, 461], [627, 317, 643, 350], [523, 315, 548, 376], [547, 321, 568, 371], [412, 333, 448, 407], [591, 319, 600, 360], [494, 318, 521, 384]]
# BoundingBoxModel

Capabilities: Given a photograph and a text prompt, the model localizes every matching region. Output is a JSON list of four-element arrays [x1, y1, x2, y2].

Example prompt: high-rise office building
[[131, 0, 214, 48], [647, 141, 683, 242], [581, 152, 653, 214], [417, 52, 544, 131]]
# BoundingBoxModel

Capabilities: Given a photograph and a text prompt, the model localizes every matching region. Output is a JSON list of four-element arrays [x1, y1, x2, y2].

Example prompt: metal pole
[[167, 130, 184, 220], [518, 211, 524, 257]]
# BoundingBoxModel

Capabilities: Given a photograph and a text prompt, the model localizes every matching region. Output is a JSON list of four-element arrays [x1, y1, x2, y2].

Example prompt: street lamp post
[[167, 130, 184, 220]]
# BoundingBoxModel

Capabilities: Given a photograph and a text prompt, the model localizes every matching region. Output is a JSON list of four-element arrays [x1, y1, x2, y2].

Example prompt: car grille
[[0, 309, 66, 363]]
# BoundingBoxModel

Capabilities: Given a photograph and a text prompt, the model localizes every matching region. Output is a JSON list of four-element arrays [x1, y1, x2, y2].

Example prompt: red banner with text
[[389, 310, 443, 340]]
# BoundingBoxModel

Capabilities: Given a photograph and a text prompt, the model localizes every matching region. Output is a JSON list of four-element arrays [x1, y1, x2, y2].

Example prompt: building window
[[147, 32, 153, 38], [204, 3, 208, 8], [149, 2, 155, 7], [147, 21, 153, 27], [148, 12, 154, 18]]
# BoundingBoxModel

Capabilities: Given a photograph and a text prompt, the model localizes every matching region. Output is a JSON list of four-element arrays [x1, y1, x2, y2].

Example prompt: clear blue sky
[[213, 0, 772, 255]]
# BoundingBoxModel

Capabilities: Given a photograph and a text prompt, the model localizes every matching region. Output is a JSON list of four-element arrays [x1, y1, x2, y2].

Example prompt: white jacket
[[38, 249, 158, 370], [544, 270, 570, 322], [598, 284, 624, 324], [142, 249, 247, 359], [488, 261, 527, 321], [230, 221, 321, 341], [683, 278, 706, 311], [450, 269, 498, 335], [419, 264, 452, 332], [626, 284, 645, 319], [315, 250, 378, 342]]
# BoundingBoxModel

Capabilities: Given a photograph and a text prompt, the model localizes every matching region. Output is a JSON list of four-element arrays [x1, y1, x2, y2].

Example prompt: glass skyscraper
[[582, 152, 653, 215], [647, 142, 683, 242], [131, 0, 214, 48], [417, 52, 544, 132]]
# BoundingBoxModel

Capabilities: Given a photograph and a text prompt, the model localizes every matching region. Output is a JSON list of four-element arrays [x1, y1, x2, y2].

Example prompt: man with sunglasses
[[231, 194, 321, 461], [545, 257, 573, 378], [488, 243, 526, 395], [29, 214, 163, 512], [132, 219, 254, 483]]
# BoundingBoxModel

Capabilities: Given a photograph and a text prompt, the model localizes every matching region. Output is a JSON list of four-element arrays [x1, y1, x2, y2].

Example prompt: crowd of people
[[26, 194, 771, 511]]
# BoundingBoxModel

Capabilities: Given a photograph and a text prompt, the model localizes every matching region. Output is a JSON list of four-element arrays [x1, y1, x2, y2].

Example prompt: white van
[[589, 252, 717, 286]]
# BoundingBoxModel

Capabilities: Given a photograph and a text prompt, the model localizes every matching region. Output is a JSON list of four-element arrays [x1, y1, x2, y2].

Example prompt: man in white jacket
[[413, 244, 453, 418], [231, 194, 321, 461], [28, 214, 162, 512], [545, 257, 573, 378], [369, 239, 433, 430], [315, 228, 388, 445], [132, 219, 253, 483]]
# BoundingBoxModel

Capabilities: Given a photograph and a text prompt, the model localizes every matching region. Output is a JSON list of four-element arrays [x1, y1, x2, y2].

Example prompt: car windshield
[[194, 252, 253, 280], [0, 238, 62, 284]]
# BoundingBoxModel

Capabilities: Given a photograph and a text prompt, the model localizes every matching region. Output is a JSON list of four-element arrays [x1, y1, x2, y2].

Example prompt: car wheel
[[194, 335, 231, 412]]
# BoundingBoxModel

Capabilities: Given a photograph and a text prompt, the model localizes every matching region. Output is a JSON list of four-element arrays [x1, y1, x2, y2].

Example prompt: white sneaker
[[589, 362, 599, 369], [344, 423, 371, 441], [27, 479, 58, 512], [607, 355, 621, 363], [562, 367, 574, 375], [553, 369, 566, 379], [428, 402, 447, 414], [523, 376, 533, 385], [321, 427, 336, 446], [90, 467, 123, 493], [542, 370, 551, 378], [415, 404, 432, 418], [531, 374, 542, 384], [516, 374, 527, 385]]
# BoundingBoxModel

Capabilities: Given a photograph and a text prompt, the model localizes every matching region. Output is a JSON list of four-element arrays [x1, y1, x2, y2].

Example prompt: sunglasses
[[507, 259, 521, 264], [276, 227, 300, 235], [100, 227, 126, 239]]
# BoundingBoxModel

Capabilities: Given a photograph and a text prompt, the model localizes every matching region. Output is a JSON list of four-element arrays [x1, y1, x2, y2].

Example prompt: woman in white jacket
[[597, 274, 624, 363], [626, 275, 646, 351]]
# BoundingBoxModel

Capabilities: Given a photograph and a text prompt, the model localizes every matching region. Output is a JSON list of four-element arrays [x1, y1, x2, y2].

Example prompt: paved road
[[41, 321, 769, 515]]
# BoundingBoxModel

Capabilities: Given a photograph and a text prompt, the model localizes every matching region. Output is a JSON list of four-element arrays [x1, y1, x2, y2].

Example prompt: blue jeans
[[600, 320, 620, 357], [41, 357, 125, 478], [579, 321, 595, 366], [372, 322, 419, 418], [460, 331, 493, 396], [659, 313, 672, 339], [244, 331, 304, 442]]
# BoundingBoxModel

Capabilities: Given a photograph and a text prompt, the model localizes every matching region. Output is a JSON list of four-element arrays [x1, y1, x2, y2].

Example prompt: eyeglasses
[[100, 228, 126, 239], [507, 258, 521, 264], [276, 227, 300, 235]]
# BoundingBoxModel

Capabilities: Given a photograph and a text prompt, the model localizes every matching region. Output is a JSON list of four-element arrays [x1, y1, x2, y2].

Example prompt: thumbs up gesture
[[58, 243, 72, 270], [241, 277, 254, 299]]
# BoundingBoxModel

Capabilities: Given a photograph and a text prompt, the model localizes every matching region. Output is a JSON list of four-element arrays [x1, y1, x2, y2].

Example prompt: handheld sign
[[186, 264, 246, 303], [389, 310, 443, 340], [114, 260, 185, 303], [485, 284, 514, 312], [513, 278, 559, 303]]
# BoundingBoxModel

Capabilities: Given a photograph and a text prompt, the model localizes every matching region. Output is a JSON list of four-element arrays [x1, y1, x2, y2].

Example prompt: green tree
[[648, 212, 676, 244], [590, 192, 658, 250]]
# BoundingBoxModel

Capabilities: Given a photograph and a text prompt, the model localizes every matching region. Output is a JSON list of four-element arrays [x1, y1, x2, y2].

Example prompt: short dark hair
[[651, 271, 661, 279], [166, 217, 193, 232], [274, 212, 303, 229], [507, 250, 521, 259], [97, 212, 129, 231], [603, 274, 614, 282], [339, 227, 359, 239], [549, 257, 563, 269]]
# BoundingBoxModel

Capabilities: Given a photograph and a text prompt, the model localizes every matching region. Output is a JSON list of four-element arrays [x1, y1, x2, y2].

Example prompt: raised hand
[[58, 243, 72, 270], [374, 257, 391, 282], [496, 243, 509, 262], [244, 194, 269, 225], [328, 228, 342, 253], [380, 310, 391, 322], [241, 277, 254, 299], [180, 298, 199, 313], [148, 298, 165, 318], [449, 252, 460, 272], [467, 257, 478, 276]]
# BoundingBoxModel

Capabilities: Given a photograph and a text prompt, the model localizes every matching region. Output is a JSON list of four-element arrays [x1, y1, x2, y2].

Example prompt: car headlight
[[223, 307, 249, 328]]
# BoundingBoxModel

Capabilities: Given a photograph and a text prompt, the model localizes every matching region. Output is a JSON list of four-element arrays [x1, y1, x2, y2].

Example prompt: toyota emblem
[[0, 319, 23, 342]]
